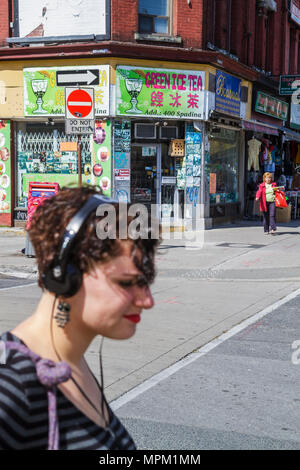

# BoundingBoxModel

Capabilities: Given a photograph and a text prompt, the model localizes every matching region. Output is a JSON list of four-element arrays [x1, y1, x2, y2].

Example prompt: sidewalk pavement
[[0, 220, 300, 401]]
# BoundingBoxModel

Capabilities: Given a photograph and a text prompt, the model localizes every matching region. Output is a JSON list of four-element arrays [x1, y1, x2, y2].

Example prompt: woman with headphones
[[0, 186, 159, 450]]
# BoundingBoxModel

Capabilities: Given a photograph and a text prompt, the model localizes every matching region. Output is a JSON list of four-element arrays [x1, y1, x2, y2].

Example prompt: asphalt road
[[0, 274, 35, 290], [114, 294, 300, 450]]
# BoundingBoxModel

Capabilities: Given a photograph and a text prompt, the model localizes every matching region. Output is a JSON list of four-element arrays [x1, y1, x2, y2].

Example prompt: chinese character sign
[[24, 66, 110, 116], [215, 70, 241, 117], [116, 66, 205, 119]]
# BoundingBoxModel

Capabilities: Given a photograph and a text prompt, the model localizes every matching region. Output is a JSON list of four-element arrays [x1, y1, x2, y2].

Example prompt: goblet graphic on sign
[[31, 79, 48, 114], [125, 78, 143, 114]]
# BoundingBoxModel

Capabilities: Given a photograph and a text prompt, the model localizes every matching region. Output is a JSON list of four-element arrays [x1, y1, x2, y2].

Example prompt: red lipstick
[[124, 314, 141, 324]]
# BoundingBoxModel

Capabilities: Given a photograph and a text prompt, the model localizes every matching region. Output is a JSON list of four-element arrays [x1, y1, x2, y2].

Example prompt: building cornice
[[0, 40, 261, 82]]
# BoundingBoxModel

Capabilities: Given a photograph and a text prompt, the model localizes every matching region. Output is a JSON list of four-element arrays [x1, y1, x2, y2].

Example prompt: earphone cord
[[50, 296, 107, 428]]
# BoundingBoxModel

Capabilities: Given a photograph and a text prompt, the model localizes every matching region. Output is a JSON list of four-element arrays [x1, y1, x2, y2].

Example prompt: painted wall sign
[[0, 121, 11, 216], [255, 91, 289, 120], [279, 75, 300, 95], [16, 0, 108, 39], [116, 66, 205, 120], [24, 65, 109, 117], [215, 70, 241, 117]]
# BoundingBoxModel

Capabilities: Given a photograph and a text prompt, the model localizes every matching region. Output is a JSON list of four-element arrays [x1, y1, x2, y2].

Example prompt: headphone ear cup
[[42, 263, 82, 298]]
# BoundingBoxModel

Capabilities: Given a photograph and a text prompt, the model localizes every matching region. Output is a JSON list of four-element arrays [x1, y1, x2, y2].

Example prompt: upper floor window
[[138, 0, 169, 34]]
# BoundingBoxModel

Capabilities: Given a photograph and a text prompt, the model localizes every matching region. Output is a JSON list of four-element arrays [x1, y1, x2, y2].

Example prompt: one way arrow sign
[[56, 69, 99, 86]]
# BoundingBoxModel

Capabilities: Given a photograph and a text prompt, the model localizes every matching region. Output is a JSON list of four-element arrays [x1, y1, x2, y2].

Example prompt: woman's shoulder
[[0, 331, 37, 390], [0, 331, 35, 367]]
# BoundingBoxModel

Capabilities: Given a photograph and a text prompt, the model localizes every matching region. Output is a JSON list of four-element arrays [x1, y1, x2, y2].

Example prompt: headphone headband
[[42, 194, 118, 296]]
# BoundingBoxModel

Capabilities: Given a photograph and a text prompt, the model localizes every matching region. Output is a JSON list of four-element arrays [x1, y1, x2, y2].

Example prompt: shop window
[[16, 123, 92, 208], [138, 0, 170, 34], [209, 128, 239, 211]]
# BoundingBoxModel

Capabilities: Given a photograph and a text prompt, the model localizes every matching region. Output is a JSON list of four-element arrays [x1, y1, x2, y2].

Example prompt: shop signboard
[[255, 91, 289, 120], [116, 66, 205, 120], [0, 120, 11, 216], [279, 75, 300, 95], [24, 65, 109, 117], [113, 121, 131, 202], [215, 70, 241, 117]]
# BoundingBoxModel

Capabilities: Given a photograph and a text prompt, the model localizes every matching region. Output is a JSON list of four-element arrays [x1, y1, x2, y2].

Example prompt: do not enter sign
[[65, 87, 94, 119]]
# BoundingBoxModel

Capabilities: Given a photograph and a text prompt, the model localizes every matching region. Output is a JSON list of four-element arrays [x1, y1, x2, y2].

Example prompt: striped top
[[0, 332, 136, 450]]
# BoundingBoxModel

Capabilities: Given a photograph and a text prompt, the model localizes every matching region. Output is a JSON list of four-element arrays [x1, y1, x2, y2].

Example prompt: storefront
[[114, 65, 206, 228], [0, 58, 253, 229], [0, 63, 112, 225], [206, 70, 250, 224], [243, 88, 300, 221]]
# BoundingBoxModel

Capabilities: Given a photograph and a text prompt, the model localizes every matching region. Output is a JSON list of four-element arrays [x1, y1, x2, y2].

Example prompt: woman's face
[[75, 244, 154, 340]]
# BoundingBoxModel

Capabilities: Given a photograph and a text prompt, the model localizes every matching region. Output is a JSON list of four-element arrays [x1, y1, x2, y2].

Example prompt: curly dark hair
[[28, 186, 160, 289]]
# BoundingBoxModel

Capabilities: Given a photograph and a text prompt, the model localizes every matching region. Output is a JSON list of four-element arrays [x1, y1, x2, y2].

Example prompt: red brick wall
[[111, 0, 138, 42], [0, 0, 10, 46], [174, 0, 204, 48], [110, 0, 205, 48], [214, 0, 229, 50]]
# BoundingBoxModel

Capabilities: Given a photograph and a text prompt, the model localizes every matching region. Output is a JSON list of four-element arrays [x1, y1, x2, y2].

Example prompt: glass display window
[[209, 128, 240, 206]]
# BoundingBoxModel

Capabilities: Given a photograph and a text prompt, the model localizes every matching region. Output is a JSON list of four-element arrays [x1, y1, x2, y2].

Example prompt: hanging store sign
[[279, 75, 300, 95], [116, 66, 205, 120], [215, 70, 241, 117], [255, 91, 289, 120], [24, 65, 109, 117]]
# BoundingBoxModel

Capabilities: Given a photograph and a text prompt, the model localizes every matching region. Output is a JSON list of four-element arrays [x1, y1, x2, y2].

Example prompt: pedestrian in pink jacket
[[256, 172, 277, 234]]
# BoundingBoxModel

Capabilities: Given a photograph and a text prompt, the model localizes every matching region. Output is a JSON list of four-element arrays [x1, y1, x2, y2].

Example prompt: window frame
[[138, 1, 172, 36]]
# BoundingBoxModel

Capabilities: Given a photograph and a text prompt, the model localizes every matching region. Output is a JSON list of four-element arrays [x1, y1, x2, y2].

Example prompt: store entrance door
[[131, 144, 161, 218]]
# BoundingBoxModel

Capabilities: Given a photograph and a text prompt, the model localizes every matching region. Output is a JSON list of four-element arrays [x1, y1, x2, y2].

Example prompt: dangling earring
[[54, 300, 71, 328]]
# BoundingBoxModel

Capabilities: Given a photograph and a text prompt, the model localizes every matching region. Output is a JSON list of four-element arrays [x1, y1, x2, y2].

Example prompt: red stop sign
[[67, 89, 93, 118]]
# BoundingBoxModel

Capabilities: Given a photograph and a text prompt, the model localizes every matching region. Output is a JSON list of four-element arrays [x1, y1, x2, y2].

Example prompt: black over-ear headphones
[[42, 194, 118, 298]]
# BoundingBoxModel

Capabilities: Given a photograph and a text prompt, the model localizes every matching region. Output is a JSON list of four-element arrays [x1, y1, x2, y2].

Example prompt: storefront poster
[[0, 120, 11, 215], [113, 121, 131, 202], [93, 120, 112, 196], [116, 66, 205, 120], [24, 66, 110, 116], [183, 123, 202, 195], [215, 70, 241, 117], [290, 103, 300, 130]]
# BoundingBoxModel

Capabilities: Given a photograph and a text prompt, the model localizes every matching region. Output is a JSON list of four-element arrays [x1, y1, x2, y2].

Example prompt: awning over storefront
[[242, 119, 279, 135], [280, 127, 300, 143]]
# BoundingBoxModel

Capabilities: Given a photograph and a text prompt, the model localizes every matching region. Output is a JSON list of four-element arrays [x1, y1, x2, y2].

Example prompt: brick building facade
[[0, 1, 299, 228]]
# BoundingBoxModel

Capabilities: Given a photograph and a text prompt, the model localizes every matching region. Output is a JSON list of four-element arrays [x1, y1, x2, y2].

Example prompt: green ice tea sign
[[24, 65, 110, 117], [116, 66, 205, 119]]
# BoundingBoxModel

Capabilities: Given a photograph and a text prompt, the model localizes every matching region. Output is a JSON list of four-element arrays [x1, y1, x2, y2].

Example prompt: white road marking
[[0, 282, 37, 291], [110, 286, 300, 410]]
